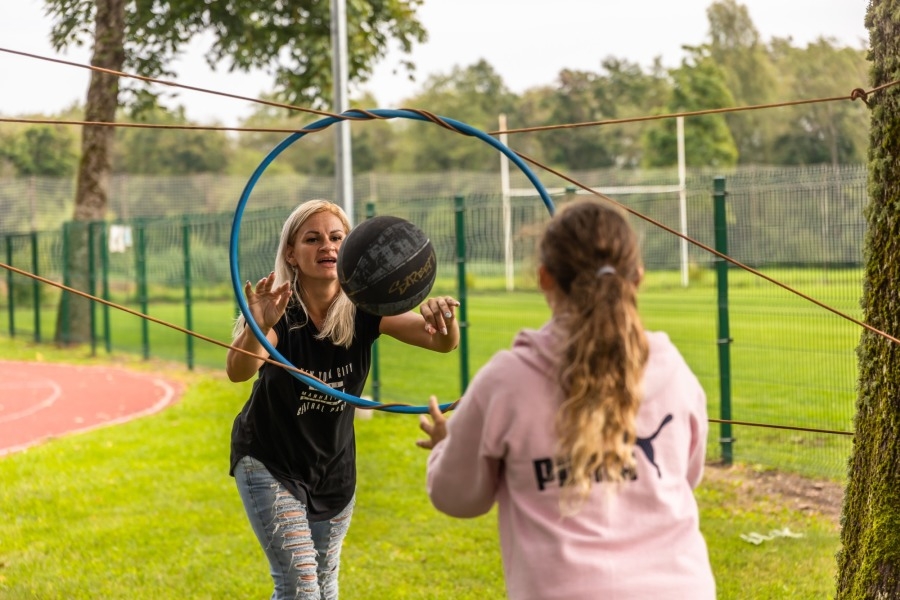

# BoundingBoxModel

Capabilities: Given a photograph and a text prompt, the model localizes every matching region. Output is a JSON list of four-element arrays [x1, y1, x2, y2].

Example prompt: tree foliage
[[46, 0, 427, 110], [42, 0, 426, 343], [769, 38, 869, 165], [539, 58, 668, 170], [705, 0, 778, 163], [393, 60, 517, 172], [26, 0, 872, 182], [0, 124, 78, 177], [114, 106, 231, 174], [642, 49, 738, 168]]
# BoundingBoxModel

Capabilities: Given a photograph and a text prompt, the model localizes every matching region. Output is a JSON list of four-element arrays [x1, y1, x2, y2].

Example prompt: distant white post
[[677, 115, 688, 287], [499, 114, 513, 291], [331, 0, 354, 224]]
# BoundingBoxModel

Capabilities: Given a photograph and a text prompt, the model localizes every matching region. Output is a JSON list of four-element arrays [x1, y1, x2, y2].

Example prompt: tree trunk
[[55, 0, 125, 345], [835, 0, 900, 596]]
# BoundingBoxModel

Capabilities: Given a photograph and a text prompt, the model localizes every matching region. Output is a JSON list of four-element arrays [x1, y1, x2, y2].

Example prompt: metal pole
[[454, 195, 470, 392], [88, 222, 97, 357], [183, 219, 194, 370], [499, 113, 513, 291], [5, 235, 14, 338], [31, 231, 41, 342], [101, 225, 111, 353], [677, 115, 689, 287], [331, 0, 354, 225], [713, 176, 733, 465], [135, 222, 150, 360], [365, 202, 380, 404]]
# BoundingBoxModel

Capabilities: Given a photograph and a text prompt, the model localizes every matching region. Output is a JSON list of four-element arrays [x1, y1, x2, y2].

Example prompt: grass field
[[0, 337, 842, 599], [0, 266, 861, 598], [1, 266, 862, 479]]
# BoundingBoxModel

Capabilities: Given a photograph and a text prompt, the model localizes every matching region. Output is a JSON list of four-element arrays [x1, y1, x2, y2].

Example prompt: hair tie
[[596, 265, 617, 277]]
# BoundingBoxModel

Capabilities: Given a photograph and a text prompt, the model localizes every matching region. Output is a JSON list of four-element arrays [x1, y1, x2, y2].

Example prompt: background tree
[[540, 58, 669, 170], [705, 0, 778, 163], [642, 49, 738, 168], [769, 38, 869, 165], [44, 0, 426, 343], [0, 124, 78, 177], [115, 106, 231, 174], [541, 68, 617, 169], [393, 60, 517, 172], [835, 0, 900, 596]]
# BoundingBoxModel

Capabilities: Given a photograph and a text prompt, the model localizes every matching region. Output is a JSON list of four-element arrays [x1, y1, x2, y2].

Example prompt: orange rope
[[0, 45, 891, 426], [0, 261, 434, 412], [1, 46, 894, 137]]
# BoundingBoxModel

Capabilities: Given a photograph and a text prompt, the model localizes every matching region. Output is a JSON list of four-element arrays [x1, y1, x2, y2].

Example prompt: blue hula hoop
[[230, 108, 555, 414]]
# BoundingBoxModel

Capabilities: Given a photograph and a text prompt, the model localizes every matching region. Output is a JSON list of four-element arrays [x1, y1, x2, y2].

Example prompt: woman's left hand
[[416, 395, 448, 450], [419, 296, 460, 336]]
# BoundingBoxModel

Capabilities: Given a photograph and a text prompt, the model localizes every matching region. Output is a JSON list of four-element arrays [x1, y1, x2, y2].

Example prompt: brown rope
[[709, 419, 853, 437], [3, 46, 894, 137], [0, 258, 852, 433], [0, 46, 891, 424], [512, 150, 900, 346], [0, 261, 436, 412], [490, 81, 897, 136], [0, 47, 340, 121]]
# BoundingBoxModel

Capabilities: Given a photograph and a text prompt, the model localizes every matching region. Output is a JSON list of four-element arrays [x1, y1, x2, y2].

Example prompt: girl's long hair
[[539, 199, 649, 514], [232, 199, 357, 348]]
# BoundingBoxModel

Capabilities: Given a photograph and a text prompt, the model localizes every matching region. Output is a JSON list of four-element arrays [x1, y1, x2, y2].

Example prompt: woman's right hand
[[245, 271, 291, 331]]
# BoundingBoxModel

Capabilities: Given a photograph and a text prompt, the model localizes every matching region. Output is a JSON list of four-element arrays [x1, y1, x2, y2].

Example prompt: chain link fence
[[0, 164, 868, 479]]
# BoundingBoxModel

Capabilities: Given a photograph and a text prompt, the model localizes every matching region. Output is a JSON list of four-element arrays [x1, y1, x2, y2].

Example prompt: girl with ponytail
[[417, 199, 715, 599]]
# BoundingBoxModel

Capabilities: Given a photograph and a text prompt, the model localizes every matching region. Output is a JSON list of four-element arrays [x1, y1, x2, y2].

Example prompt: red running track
[[0, 361, 181, 456]]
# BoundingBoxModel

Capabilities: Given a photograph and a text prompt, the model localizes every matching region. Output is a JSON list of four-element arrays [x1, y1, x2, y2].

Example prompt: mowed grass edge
[[0, 270, 853, 599], [0, 332, 842, 599]]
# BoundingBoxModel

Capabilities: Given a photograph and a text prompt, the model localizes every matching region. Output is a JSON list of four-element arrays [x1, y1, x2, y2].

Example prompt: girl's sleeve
[[425, 372, 502, 518], [686, 380, 708, 489]]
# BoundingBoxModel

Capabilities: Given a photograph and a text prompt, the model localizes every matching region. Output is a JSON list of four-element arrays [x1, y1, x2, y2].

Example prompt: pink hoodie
[[426, 321, 715, 600]]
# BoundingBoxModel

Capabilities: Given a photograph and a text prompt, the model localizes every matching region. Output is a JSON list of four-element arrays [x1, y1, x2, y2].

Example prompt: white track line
[[0, 380, 62, 424], [0, 377, 178, 457]]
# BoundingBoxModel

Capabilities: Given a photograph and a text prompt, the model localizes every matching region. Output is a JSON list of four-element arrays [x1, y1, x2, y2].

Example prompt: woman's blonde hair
[[232, 199, 357, 348], [539, 199, 649, 513]]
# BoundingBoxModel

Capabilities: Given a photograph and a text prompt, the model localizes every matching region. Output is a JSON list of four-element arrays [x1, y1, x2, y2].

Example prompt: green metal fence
[[0, 165, 869, 479]]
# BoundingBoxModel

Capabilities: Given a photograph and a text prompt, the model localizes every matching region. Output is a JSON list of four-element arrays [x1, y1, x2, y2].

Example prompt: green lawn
[[2, 268, 862, 479], [0, 337, 841, 599]]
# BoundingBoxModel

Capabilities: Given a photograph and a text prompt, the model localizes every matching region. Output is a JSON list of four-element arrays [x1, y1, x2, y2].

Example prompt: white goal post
[[499, 115, 690, 290]]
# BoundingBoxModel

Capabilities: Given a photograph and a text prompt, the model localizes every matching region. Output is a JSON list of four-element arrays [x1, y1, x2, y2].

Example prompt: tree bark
[[56, 0, 125, 345], [835, 0, 900, 596]]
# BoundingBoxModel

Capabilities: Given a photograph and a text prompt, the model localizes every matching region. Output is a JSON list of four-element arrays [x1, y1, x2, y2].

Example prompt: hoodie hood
[[510, 319, 564, 375], [510, 320, 682, 404]]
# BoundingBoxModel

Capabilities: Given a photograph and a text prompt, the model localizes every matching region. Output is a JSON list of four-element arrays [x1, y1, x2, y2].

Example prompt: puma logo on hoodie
[[532, 413, 674, 490]]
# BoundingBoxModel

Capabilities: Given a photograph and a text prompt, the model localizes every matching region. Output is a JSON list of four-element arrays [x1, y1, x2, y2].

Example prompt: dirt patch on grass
[[704, 462, 845, 526]]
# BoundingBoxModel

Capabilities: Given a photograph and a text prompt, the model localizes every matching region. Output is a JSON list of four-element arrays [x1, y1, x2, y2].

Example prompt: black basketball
[[337, 215, 437, 316]]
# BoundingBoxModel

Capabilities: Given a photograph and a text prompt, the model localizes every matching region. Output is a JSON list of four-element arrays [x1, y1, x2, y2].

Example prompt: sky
[[0, 0, 870, 128]]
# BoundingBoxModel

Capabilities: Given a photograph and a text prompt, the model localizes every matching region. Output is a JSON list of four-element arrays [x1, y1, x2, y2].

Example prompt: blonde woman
[[227, 199, 459, 600], [417, 199, 714, 599]]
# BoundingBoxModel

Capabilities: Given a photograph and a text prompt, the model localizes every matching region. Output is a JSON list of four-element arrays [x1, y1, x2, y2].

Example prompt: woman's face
[[285, 211, 347, 283]]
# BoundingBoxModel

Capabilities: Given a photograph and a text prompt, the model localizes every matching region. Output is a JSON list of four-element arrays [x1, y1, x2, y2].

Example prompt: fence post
[[5, 235, 13, 338], [60, 222, 70, 344], [364, 202, 380, 404], [30, 231, 41, 342], [454, 195, 470, 392], [713, 176, 734, 465], [88, 222, 98, 356], [135, 220, 150, 360], [100, 224, 111, 353], [183, 218, 194, 370]]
